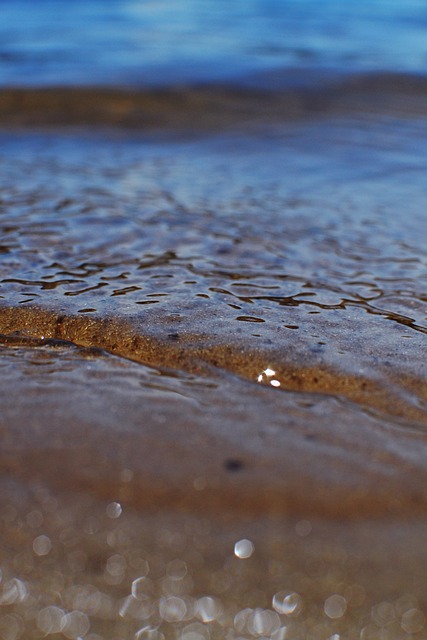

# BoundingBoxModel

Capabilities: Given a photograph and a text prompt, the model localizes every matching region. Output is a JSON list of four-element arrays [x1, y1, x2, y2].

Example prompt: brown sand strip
[[0, 303, 426, 426], [0, 86, 303, 130], [1, 73, 427, 130]]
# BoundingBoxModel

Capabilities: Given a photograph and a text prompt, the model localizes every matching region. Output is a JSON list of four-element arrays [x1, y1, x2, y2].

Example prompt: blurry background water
[[1, 0, 427, 88]]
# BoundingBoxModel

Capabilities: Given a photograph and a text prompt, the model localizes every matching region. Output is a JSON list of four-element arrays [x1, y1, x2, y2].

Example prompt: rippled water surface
[[1, 121, 427, 399]]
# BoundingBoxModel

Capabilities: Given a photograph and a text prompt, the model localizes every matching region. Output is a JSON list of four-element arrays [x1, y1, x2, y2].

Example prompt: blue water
[[1, 0, 427, 88]]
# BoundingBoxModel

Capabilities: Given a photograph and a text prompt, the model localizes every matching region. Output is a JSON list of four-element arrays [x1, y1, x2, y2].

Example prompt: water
[[1, 0, 427, 86], [2, 2, 427, 638]]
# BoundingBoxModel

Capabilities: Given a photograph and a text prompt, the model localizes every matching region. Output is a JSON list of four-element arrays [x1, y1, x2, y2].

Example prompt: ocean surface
[[2, 2, 427, 639], [2, 0, 427, 87]]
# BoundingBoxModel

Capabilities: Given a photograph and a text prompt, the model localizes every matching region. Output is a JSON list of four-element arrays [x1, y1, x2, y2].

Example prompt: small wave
[[1, 71, 427, 130]]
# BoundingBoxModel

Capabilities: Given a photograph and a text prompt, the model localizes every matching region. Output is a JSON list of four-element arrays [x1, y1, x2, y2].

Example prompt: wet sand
[[3, 472, 427, 640], [2, 338, 427, 638], [2, 334, 427, 521]]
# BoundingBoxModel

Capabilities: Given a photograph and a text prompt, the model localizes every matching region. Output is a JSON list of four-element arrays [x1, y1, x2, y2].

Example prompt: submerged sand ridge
[[1, 301, 427, 425]]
